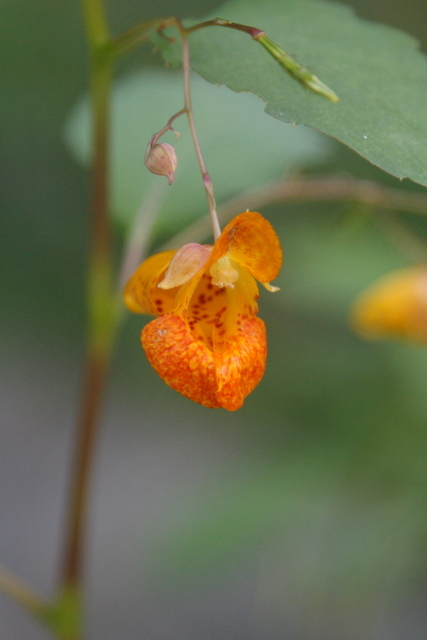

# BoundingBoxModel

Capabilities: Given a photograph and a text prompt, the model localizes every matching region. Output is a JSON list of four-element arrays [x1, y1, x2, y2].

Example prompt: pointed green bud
[[254, 34, 339, 103]]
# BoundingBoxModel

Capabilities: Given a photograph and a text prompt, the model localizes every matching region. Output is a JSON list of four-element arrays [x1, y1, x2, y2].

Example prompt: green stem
[[81, 0, 109, 49], [56, 1, 116, 635]]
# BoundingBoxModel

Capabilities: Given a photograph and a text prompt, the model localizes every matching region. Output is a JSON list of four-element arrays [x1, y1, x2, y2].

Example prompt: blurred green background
[[3, 0, 427, 639]]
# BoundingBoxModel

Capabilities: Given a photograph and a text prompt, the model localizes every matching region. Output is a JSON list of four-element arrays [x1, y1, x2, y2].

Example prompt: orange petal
[[142, 314, 220, 408], [351, 267, 427, 342], [210, 211, 282, 285], [215, 316, 267, 411], [124, 250, 176, 315], [141, 313, 267, 410]]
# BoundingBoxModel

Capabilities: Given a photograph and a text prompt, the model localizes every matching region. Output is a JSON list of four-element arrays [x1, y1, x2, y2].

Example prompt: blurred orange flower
[[125, 211, 282, 410], [350, 266, 427, 343]]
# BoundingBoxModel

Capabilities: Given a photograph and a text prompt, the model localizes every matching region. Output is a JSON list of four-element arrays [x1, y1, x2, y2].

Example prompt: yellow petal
[[185, 261, 259, 351], [262, 282, 280, 292], [350, 266, 427, 342], [210, 211, 282, 286], [124, 250, 176, 315]]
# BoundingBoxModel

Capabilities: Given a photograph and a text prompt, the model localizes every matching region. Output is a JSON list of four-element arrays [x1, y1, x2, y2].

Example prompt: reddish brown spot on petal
[[215, 317, 266, 410], [141, 314, 267, 411], [142, 314, 220, 408]]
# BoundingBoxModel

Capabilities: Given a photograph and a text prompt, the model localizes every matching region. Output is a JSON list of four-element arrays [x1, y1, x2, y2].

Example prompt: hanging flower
[[350, 266, 427, 343], [124, 211, 282, 410]]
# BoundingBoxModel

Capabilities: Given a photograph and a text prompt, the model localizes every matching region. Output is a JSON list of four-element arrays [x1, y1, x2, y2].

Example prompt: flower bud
[[144, 142, 177, 185]]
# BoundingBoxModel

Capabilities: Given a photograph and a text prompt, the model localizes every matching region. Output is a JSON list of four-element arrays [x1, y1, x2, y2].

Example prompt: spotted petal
[[142, 314, 221, 408], [124, 250, 176, 315], [214, 316, 267, 410], [142, 313, 267, 410], [209, 211, 282, 285]]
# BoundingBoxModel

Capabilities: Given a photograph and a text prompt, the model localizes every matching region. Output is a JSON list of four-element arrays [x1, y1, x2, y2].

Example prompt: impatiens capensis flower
[[125, 211, 282, 410], [350, 266, 427, 343], [144, 142, 177, 184]]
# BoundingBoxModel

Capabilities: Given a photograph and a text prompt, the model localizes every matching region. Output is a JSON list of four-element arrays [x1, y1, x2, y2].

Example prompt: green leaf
[[64, 70, 328, 236], [155, 0, 427, 188]]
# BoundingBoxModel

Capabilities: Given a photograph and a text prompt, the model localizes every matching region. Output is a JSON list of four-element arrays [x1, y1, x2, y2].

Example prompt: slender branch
[[186, 17, 263, 38], [0, 564, 47, 620], [111, 17, 171, 56], [372, 211, 427, 263], [160, 174, 427, 250]]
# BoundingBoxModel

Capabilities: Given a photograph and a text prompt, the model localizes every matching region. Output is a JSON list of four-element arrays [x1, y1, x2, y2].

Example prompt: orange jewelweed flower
[[350, 266, 427, 343], [124, 211, 282, 410]]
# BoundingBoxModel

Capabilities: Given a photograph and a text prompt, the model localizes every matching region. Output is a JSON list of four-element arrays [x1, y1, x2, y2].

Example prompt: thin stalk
[[0, 564, 48, 620], [111, 17, 172, 56], [186, 17, 263, 38], [180, 31, 221, 240], [148, 107, 186, 147]]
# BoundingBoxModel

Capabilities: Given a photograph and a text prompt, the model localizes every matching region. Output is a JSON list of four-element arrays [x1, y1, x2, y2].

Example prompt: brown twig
[[160, 175, 427, 249]]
